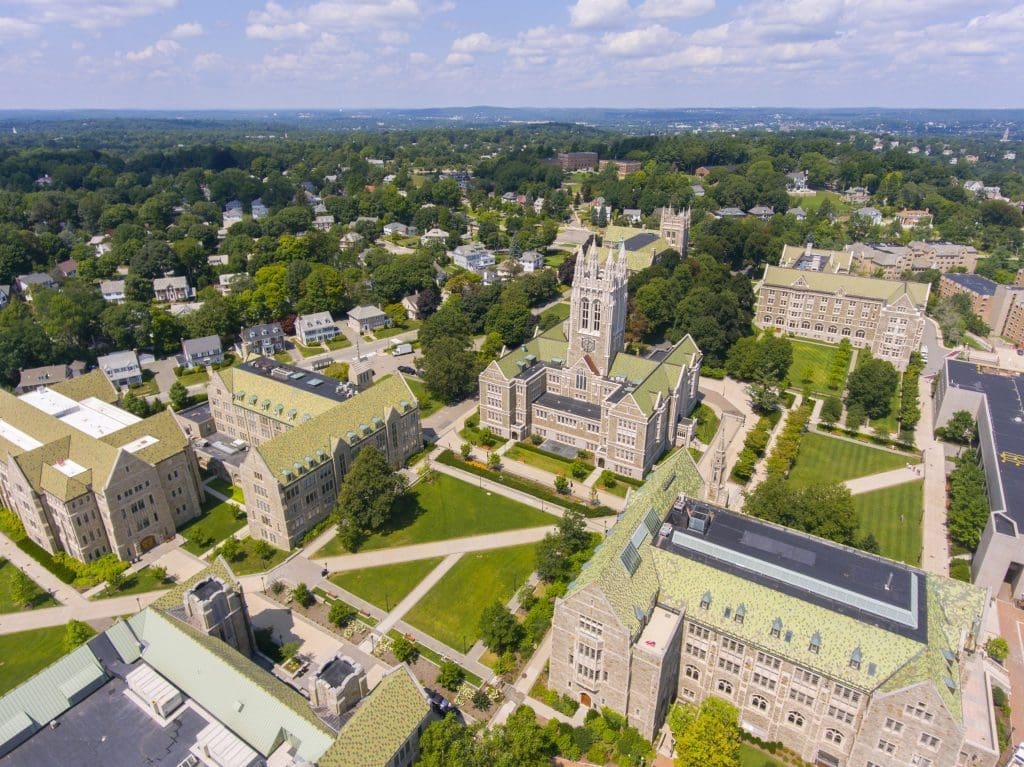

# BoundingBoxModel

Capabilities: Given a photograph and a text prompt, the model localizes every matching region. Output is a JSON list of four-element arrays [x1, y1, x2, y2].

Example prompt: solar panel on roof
[[644, 509, 662, 536], [620, 542, 641, 575]]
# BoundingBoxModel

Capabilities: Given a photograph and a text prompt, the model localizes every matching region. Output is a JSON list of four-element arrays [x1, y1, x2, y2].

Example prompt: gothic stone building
[[550, 450, 997, 767], [478, 239, 701, 479], [208, 357, 421, 549]]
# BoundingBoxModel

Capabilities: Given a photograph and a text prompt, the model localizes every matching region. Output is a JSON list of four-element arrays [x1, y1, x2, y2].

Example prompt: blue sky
[[0, 0, 1021, 109]]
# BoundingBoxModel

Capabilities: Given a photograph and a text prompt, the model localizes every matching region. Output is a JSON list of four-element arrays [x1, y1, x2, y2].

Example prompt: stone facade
[[658, 207, 691, 256]]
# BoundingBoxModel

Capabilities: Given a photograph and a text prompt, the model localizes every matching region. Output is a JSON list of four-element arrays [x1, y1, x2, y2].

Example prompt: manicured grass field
[[375, 321, 421, 340], [128, 374, 159, 396], [329, 557, 443, 611], [786, 432, 914, 489], [788, 190, 851, 216], [176, 367, 209, 387], [505, 444, 575, 475], [406, 378, 442, 418], [739, 743, 786, 767], [852, 480, 924, 566], [404, 543, 537, 651], [179, 499, 247, 555], [314, 474, 555, 556], [225, 537, 289, 575], [206, 477, 245, 504], [0, 624, 92, 694], [786, 339, 844, 394], [0, 559, 57, 612], [693, 403, 720, 444], [96, 566, 171, 599], [325, 335, 352, 350], [538, 302, 570, 326], [273, 351, 293, 364], [295, 341, 324, 358]]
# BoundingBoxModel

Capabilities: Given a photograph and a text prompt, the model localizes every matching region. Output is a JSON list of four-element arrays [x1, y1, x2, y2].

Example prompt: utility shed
[[126, 664, 184, 719]]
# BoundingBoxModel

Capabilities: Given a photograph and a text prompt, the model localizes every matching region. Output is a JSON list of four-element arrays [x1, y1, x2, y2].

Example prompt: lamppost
[[462, 635, 467, 654]]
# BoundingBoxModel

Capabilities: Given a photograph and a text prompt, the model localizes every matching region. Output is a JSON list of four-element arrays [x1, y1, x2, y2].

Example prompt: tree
[[333, 446, 407, 543], [947, 449, 990, 550], [460, 442, 473, 460], [937, 410, 977, 445], [487, 451, 500, 470], [671, 698, 741, 767], [743, 476, 859, 546], [253, 539, 274, 560], [987, 636, 1010, 663], [329, 600, 356, 627], [291, 582, 313, 607], [554, 475, 569, 494], [846, 358, 899, 420], [63, 619, 93, 651], [9, 567, 37, 608], [417, 714, 478, 767], [420, 335, 479, 403], [220, 537, 241, 562], [392, 634, 418, 663], [820, 396, 843, 426], [169, 380, 191, 411], [438, 660, 465, 691], [747, 378, 781, 415], [479, 601, 524, 654]]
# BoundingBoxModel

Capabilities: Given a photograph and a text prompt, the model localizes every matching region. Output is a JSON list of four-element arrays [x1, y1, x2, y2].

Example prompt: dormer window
[[808, 632, 821, 654], [734, 603, 746, 624], [699, 591, 711, 610], [770, 618, 782, 639], [850, 646, 863, 670]]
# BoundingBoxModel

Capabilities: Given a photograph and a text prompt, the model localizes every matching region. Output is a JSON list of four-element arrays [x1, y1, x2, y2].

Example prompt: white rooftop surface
[[195, 720, 260, 767], [52, 458, 88, 477], [123, 435, 160, 453], [0, 420, 43, 450], [18, 387, 141, 438], [126, 663, 182, 710], [637, 605, 677, 656]]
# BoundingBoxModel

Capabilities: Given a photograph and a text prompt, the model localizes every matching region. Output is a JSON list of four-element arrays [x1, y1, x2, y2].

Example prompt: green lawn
[[273, 351, 293, 363], [538, 302, 570, 326], [505, 444, 574, 475], [788, 190, 851, 216], [96, 566, 171, 599], [225, 537, 290, 575], [128, 373, 159, 396], [693, 403, 720, 444], [406, 378, 442, 418], [314, 474, 555, 556], [325, 335, 352, 351], [375, 321, 420, 340], [739, 743, 786, 767], [329, 557, 443, 611], [786, 339, 845, 395], [852, 481, 924, 566], [0, 559, 57, 612], [787, 432, 916, 489], [404, 543, 537, 651], [179, 499, 247, 556], [295, 341, 324, 358], [176, 367, 209, 387], [869, 380, 903, 435], [206, 477, 245, 504], [0, 624, 92, 694]]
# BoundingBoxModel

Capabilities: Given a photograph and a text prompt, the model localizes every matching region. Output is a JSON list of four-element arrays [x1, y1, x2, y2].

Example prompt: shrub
[[987, 636, 1010, 663], [63, 620, 93, 652], [253, 539, 274, 560], [438, 660, 465, 691], [992, 685, 1008, 709], [530, 433, 543, 445], [270, 580, 285, 595], [599, 470, 617, 489], [392, 635, 418, 663], [570, 459, 590, 479], [291, 582, 313, 607], [949, 559, 971, 582], [554, 475, 570, 494], [329, 600, 356, 627], [472, 689, 492, 710], [280, 641, 301, 660], [460, 442, 472, 460]]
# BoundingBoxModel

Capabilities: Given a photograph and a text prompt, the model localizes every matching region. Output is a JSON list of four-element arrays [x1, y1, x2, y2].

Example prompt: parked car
[[398, 365, 417, 376]]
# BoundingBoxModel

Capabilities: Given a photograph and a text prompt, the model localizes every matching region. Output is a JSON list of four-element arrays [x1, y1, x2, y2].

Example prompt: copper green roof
[[565, 447, 703, 638], [100, 409, 190, 466], [318, 665, 430, 767], [251, 374, 418, 482], [761, 265, 929, 307], [494, 335, 569, 378], [50, 370, 117, 403], [602, 225, 670, 271]]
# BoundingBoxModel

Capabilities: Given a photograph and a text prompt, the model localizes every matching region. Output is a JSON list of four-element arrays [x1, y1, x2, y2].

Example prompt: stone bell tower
[[566, 237, 629, 376]]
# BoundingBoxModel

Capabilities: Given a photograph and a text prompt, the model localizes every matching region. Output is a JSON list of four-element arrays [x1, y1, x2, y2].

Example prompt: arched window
[[685, 665, 700, 681], [580, 298, 590, 329], [751, 695, 768, 711], [592, 300, 602, 332], [776, 317, 785, 326], [842, 327, 851, 336], [855, 329, 866, 339], [828, 326, 837, 335], [787, 711, 804, 727], [825, 729, 843, 745], [814, 324, 823, 332], [801, 321, 811, 330], [717, 679, 733, 695]]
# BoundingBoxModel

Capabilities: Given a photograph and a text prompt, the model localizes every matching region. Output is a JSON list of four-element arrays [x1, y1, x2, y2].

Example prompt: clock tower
[[566, 236, 629, 377]]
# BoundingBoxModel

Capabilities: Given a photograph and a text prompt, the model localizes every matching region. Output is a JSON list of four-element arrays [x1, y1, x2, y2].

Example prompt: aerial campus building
[[756, 243, 930, 372], [935, 359, 1024, 600], [549, 450, 998, 767], [207, 357, 422, 549], [478, 237, 702, 480], [0, 371, 204, 563], [0, 562, 436, 767]]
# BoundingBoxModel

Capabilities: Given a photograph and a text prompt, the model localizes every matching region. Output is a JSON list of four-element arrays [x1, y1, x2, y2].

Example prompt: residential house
[[341, 231, 364, 248], [206, 254, 229, 266], [896, 208, 932, 229], [450, 242, 496, 272], [97, 350, 143, 388], [401, 293, 423, 321], [217, 273, 244, 295], [691, 183, 705, 197], [0, 285, 9, 308], [152, 276, 192, 303], [313, 214, 335, 232], [786, 170, 809, 192], [55, 259, 77, 280], [88, 235, 111, 256], [501, 192, 517, 204], [533, 198, 545, 214], [383, 222, 411, 236], [748, 204, 774, 220], [420, 227, 449, 246], [521, 250, 544, 273], [250, 198, 268, 219], [842, 186, 871, 203], [854, 206, 883, 225], [714, 207, 746, 218], [16, 363, 81, 394], [964, 180, 985, 195], [622, 208, 642, 224], [240, 323, 286, 357], [222, 202, 243, 228], [347, 305, 392, 335], [181, 335, 224, 369], [787, 207, 807, 221], [557, 151, 598, 171], [34, 174, 52, 186], [100, 280, 126, 304], [694, 166, 710, 178], [15, 273, 56, 299], [295, 312, 339, 346]]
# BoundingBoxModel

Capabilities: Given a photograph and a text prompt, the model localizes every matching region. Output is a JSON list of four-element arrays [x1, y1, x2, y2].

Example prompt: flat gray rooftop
[[1, 677, 206, 767]]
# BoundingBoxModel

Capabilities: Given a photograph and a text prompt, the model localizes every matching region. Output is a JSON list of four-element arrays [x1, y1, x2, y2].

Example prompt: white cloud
[[408, 51, 429, 64], [379, 29, 410, 45], [247, 21, 312, 39], [445, 52, 472, 66], [125, 38, 180, 62], [637, 0, 714, 19], [246, 0, 420, 39], [170, 21, 202, 38], [15, 0, 178, 30], [192, 52, 223, 70], [569, 0, 630, 28], [602, 24, 679, 55], [0, 16, 39, 39], [451, 31, 494, 52]]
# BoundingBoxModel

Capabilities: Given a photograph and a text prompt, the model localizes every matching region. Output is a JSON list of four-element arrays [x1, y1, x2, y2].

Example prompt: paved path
[[997, 599, 1024, 738], [843, 466, 923, 495], [918, 374, 951, 576], [0, 589, 164, 635], [374, 553, 462, 635], [0, 531, 79, 608]]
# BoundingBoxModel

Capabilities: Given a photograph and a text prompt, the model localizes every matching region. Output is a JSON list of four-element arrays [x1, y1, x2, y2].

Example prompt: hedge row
[[730, 412, 778, 483], [765, 403, 814, 477]]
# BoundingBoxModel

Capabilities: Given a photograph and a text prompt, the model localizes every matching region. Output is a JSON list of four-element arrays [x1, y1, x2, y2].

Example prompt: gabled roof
[[762, 265, 929, 307], [182, 335, 222, 355], [50, 370, 117, 404]]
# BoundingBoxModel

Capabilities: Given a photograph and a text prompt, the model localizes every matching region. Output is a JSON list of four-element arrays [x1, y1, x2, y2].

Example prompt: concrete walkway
[[373, 553, 462, 635], [843, 466, 923, 495], [919, 374, 951, 576], [0, 531, 78, 608], [0, 589, 165, 635]]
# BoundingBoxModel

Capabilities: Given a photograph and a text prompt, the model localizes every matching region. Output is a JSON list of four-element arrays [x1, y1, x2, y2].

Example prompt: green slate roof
[[50, 370, 117, 403], [252, 375, 418, 482], [494, 335, 570, 378], [319, 665, 430, 767], [213, 366, 340, 425], [100, 409, 190, 466], [565, 447, 703, 638], [603, 225, 671, 271], [761, 265, 929, 307], [127, 608, 335, 761]]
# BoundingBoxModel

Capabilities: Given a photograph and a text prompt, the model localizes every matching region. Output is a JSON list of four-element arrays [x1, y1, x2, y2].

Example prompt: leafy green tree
[[821, 396, 843, 426], [329, 600, 356, 627], [220, 537, 241, 562], [333, 446, 407, 546], [987, 636, 1010, 663], [417, 714, 479, 767], [253, 539, 274, 560], [169, 380, 191, 411], [743, 476, 858, 546], [63, 619, 94, 651], [937, 410, 978, 445], [291, 582, 313, 607], [9, 567, 38, 608], [479, 601, 524, 654], [438, 660, 465, 691], [391, 635, 418, 663], [846, 359, 899, 420], [672, 698, 741, 767], [420, 335, 479, 403], [947, 449, 990, 549]]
